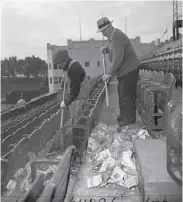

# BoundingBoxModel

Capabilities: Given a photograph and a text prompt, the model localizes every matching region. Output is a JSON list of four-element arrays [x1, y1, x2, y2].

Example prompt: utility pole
[[125, 16, 127, 35], [79, 19, 81, 41], [173, 0, 182, 40]]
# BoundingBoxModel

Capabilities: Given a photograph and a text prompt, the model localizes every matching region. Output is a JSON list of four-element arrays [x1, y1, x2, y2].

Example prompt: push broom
[[60, 76, 67, 128], [102, 52, 109, 108], [100, 52, 118, 126]]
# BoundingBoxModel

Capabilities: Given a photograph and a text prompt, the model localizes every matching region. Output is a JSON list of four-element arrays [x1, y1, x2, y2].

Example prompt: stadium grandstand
[[1, 1, 182, 202]]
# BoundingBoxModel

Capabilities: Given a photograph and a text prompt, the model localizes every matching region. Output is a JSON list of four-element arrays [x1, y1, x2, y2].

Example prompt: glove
[[102, 74, 112, 82], [60, 101, 66, 109], [100, 47, 108, 54]]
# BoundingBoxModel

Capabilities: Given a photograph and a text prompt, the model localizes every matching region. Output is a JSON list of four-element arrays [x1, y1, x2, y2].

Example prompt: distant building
[[47, 39, 111, 92], [47, 37, 158, 92], [47, 43, 67, 92]]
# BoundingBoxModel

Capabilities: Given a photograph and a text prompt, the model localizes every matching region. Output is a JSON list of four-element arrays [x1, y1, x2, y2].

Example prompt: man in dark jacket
[[96, 17, 140, 132], [53, 50, 90, 121]]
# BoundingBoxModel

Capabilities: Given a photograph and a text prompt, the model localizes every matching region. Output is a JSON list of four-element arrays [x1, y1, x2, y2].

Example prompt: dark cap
[[52, 50, 69, 64]]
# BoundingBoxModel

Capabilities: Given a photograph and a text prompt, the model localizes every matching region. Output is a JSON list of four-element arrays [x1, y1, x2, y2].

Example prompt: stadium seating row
[[1, 98, 59, 137], [1, 76, 103, 155], [1, 76, 104, 192], [136, 69, 176, 138], [1, 103, 60, 156], [1, 75, 101, 129], [1, 108, 63, 190], [140, 39, 182, 86]]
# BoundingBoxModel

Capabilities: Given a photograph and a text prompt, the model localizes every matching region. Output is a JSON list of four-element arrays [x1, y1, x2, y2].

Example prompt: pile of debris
[[74, 123, 150, 196], [5, 122, 150, 199], [6, 151, 64, 195]]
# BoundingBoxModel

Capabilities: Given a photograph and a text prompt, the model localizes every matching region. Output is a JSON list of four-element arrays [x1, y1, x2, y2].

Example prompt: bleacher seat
[[28, 128, 42, 155], [136, 70, 176, 135]]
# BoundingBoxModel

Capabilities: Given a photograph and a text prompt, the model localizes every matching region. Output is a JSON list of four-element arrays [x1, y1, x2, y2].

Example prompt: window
[[85, 62, 90, 67], [54, 64, 58, 69], [54, 77, 59, 84], [97, 61, 100, 67], [48, 63, 52, 69], [59, 77, 62, 83], [50, 77, 52, 84]]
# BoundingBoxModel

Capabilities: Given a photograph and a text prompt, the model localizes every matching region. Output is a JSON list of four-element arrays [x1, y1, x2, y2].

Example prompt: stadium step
[[133, 139, 182, 202]]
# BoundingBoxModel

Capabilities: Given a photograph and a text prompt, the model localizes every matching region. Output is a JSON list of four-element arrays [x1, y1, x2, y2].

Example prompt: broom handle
[[102, 53, 109, 107], [60, 77, 67, 128]]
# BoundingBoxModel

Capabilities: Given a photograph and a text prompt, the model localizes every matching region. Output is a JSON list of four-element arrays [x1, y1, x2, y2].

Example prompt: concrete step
[[133, 139, 182, 202]]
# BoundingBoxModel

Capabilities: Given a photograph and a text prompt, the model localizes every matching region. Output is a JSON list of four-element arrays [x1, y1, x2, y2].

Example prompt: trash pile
[[5, 151, 64, 194], [5, 122, 150, 199], [84, 123, 150, 190]]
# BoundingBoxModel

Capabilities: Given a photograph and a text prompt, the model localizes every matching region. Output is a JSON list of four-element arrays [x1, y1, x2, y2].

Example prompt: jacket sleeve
[[64, 64, 82, 106], [108, 34, 125, 76]]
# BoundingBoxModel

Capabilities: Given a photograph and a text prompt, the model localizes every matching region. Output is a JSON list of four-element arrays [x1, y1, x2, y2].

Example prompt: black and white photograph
[[1, 0, 182, 202]]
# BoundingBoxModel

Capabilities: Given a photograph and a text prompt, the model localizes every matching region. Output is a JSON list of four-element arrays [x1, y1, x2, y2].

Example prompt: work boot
[[117, 126, 121, 133], [117, 115, 123, 123], [117, 119, 136, 133], [117, 122, 128, 133]]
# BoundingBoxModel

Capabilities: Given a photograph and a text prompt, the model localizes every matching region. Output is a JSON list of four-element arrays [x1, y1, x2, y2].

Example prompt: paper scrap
[[118, 179, 127, 188], [87, 175, 103, 188], [107, 178, 116, 184], [99, 160, 109, 173], [111, 166, 126, 182], [14, 168, 24, 178], [88, 137, 98, 152], [121, 152, 136, 170], [125, 175, 138, 188], [96, 149, 111, 161], [137, 129, 149, 139], [108, 158, 116, 168], [6, 180, 17, 191]]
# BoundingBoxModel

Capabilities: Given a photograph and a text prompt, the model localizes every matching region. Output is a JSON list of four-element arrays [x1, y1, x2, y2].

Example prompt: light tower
[[173, 0, 182, 40]]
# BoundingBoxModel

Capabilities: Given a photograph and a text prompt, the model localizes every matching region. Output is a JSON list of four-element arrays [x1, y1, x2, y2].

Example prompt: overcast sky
[[1, 0, 173, 61]]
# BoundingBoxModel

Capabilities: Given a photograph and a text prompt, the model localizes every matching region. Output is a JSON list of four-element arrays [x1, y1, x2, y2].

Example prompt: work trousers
[[117, 67, 139, 126], [69, 76, 90, 124]]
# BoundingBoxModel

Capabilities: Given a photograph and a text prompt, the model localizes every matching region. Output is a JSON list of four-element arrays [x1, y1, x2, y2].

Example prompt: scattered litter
[[20, 163, 32, 192], [137, 128, 149, 139], [99, 160, 109, 173], [91, 131, 106, 144], [124, 175, 138, 189], [112, 135, 122, 147], [56, 155, 62, 160], [102, 170, 112, 183], [118, 179, 127, 188], [99, 181, 108, 188], [107, 178, 116, 184], [88, 137, 98, 152], [92, 160, 103, 170], [5, 120, 142, 197], [174, 170, 182, 179], [80, 121, 140, 192], [121, 151, 136, 170], [49, 165, 58, 174], [87, 175, 103, 188], [111, 166, 126, 182], [95, 149, 111, 162], [123, 167, 137, 176], [108, 158, 116, 167], [14, 168, 24, 178], [6, 180, 17, 191]]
